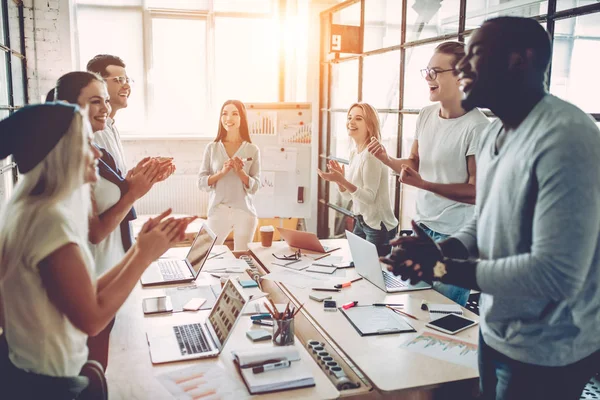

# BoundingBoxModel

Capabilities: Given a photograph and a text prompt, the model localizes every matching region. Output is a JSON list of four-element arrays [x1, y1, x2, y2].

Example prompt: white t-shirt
[[340, 149, 398, 231], [1, 205, 95, 377], [89, 177, 126, 276], [415, 104, 489, 235], [94, 118, 127, 173]]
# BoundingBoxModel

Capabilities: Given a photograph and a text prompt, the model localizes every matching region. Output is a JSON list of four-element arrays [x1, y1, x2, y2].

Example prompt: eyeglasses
[[272, 249, 302, 261], [420, 68, 455, 80], [107, 76, 134, 86]]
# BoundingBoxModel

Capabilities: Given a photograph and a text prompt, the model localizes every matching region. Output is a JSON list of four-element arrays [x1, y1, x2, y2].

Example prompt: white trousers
[[206, 204, 258, 251]]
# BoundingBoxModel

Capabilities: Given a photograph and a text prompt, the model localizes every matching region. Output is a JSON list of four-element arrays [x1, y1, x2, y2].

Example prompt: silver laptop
[[146, 279, 249, 364], [346, 230, 431, 293], [140, 223, 218, 286]]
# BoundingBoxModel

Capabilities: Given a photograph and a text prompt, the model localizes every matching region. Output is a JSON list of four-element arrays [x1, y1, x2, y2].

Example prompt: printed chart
[[401, 331, 478, 370]]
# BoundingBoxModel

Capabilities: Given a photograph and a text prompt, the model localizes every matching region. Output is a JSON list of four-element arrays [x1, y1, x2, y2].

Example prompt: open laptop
[[277, 227, 340, 253], [146, 279, 249, 364], [140, 223, 218, 286], [346, 230, 431, 293]]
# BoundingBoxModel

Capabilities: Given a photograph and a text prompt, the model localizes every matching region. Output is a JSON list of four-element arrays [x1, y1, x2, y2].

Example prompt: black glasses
[[420, 68, 454, 80], [272, 249, 302, 261]]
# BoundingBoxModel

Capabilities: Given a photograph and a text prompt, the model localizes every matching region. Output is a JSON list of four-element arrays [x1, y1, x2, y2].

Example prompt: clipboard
[[339, 305, 416, 336]]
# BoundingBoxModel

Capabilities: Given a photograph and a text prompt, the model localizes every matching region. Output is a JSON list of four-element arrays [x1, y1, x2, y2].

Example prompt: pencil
[[386, 305, 418, 320], [292, 303, 305, 318]]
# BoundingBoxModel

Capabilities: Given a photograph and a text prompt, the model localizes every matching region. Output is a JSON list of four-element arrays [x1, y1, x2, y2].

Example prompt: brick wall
[[21, 0, 74, 103]]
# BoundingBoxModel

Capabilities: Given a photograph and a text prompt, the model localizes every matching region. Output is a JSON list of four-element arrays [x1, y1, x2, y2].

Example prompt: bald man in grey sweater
[[383, 17, 600, 400]]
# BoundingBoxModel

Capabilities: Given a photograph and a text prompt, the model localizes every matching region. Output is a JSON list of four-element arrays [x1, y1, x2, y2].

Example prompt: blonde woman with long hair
[[0, 104, 192, 399], [318, 103, 398, 255]]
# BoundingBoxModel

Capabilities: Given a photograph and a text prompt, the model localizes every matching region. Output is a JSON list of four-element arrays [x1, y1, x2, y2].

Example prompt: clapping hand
[[126, 158, 161, 199], [153, 157, 176, 182], [317, 160, 345, 184], [380, 221, 443, 284], [230, 156, 245, 173], [367, 137, 390, 164], [136, 209, 198, 263]]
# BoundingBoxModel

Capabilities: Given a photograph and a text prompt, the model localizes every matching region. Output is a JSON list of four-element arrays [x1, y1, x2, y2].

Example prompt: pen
[[386, 305, 419, 320], [210, 273, 224, 279], [208, 251, 226, 260], [342, 301, 358, 310], [252, 360, 290, 374], [373, 303, 404, 307], [252, 320, 274, 327], [250, 313, 272, 321], [311, 288, 341, 293], [334, 277, 363, 289], [242, 157, 253, 162]]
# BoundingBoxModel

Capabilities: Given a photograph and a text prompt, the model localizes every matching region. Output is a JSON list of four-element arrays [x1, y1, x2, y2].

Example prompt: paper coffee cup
[[260, 225, 275, 247]]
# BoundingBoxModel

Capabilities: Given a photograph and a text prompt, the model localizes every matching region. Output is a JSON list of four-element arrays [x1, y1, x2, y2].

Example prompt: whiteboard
[[246, 103, 312, 219]]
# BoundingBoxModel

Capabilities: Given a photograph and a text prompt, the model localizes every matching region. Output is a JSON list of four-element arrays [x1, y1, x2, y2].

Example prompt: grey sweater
[[454, 95, 600, 366]]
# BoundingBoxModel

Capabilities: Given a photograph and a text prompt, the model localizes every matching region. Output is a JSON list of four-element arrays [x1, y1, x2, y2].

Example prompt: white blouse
[[339, 149, 398, 231], [197, 141, 261, 217]]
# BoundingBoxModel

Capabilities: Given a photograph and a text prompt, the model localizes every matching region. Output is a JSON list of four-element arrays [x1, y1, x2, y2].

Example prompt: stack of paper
[[231, 347, 314, 394]]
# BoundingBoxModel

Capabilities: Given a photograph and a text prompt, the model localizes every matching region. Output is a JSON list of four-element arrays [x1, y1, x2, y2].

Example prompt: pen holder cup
[[273, 318, 295, 346]]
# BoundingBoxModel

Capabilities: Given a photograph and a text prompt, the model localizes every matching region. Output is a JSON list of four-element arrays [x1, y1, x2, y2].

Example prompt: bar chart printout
[[401, 331, 478, 370], [157, 363, 249, 400]]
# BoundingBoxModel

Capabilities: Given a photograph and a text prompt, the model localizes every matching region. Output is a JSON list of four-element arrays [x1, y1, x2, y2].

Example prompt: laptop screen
[[186, 224, 217, 276], [208, 279, 247, 348]]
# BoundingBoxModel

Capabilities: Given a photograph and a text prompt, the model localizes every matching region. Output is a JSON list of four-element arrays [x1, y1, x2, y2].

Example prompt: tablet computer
[[425, 313, 477, 335]]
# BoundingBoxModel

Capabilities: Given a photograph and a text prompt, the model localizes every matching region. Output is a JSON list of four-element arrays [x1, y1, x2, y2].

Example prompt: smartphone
[[143, 296, 173, 315], [425, 314, 478, 335], [324, 300, 337, 312]]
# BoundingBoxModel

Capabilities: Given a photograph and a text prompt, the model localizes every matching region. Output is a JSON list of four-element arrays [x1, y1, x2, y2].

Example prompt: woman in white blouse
[[318, 103, 398, 255], [198, 100, 261, 251]]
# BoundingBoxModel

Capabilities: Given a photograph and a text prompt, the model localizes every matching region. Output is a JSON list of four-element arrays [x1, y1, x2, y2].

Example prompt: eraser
[[239, 279, 259, 288]]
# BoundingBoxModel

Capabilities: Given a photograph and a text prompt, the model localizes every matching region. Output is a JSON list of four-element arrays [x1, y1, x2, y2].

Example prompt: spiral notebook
[[427, 304, 463, 321]]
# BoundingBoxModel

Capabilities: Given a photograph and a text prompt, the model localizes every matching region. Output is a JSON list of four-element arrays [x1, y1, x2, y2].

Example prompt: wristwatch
[[433, 260, 448, 280]]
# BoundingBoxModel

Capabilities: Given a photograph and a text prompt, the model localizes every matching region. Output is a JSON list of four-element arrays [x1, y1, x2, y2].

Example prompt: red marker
[[342, 301, 358, 310]]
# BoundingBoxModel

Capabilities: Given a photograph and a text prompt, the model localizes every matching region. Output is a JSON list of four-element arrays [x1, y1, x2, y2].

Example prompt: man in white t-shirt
[[369, 42, 489, 306]]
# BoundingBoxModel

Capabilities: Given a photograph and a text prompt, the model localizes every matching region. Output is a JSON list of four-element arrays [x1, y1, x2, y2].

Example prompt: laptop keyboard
[[383, 270, 407, 288], [173, 324, 211, 356], [159, 260, 186, 280]]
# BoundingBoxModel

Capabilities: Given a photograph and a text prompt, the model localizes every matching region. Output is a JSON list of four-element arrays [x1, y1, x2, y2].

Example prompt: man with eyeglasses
[[368, 42, 489, 306]]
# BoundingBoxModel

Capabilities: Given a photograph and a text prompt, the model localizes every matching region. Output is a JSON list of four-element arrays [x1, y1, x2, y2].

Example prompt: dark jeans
[[353, 215, 397, 256], [479, 332, 600, 400]]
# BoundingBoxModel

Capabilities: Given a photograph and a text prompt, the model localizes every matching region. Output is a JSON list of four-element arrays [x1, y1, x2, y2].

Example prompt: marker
[[252, 360, 291, 374], [241, 157, 253, 161], [252, 320, 274, 327], [334, 277, 363, 289], [311, 288, 341, 293], [250, 313, 272, 321], [342, 301, 358, 310]]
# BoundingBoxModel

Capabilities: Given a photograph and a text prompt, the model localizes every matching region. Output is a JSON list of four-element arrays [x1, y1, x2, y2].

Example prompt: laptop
[[346, 230, 431, 293], [140, 223, 218, 286], [277, 227, 340, 253], [146, 279, 249, 364]]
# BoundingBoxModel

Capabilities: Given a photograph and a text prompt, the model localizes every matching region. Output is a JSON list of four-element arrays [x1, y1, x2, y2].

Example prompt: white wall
[[22, 0, 75, 103]]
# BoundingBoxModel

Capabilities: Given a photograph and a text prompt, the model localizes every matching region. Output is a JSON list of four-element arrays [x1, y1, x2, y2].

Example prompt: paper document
[[262, 269, 330, 288], [157, 363, 249, 400], [204, 259, 249, 273], [401, 331, 478, 370], [262, 147, 297, 172]]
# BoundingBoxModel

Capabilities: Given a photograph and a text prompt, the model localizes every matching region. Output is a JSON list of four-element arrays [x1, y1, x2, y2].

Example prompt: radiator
[[134, 175, 209, 217]]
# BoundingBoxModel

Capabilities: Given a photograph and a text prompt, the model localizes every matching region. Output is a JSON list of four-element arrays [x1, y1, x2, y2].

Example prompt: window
[[74, 0, 303, 136], [318, 0, 600, 237]]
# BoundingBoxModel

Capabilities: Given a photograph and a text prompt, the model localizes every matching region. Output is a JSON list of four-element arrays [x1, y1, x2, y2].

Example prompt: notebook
[[427, 304, 463, 321], [232, 347, 315, 394], [339, 305, 415, 336]]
